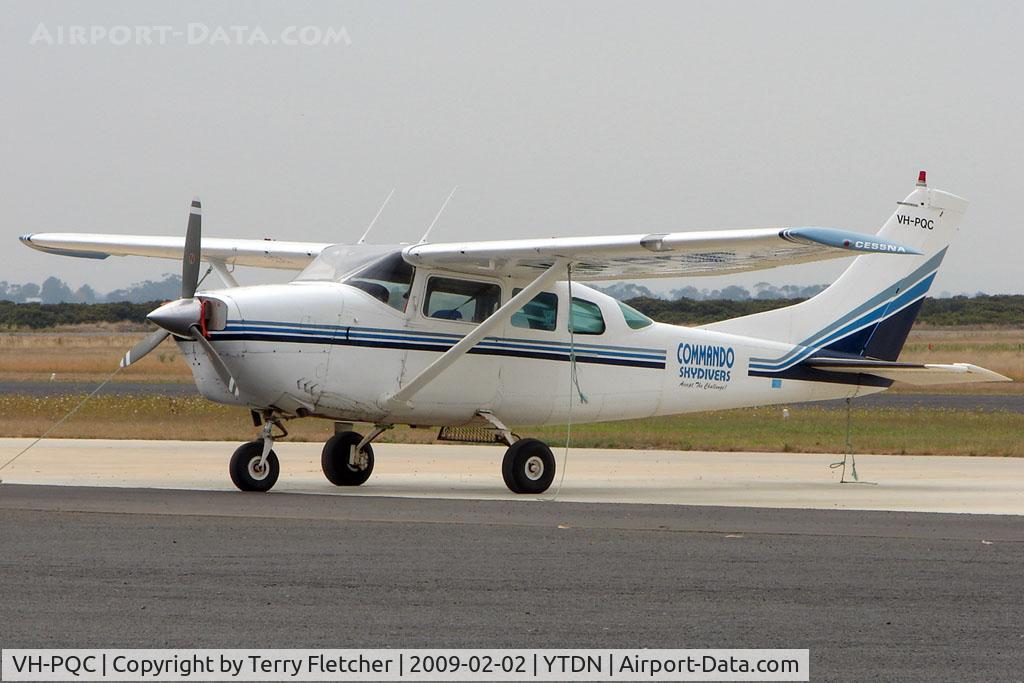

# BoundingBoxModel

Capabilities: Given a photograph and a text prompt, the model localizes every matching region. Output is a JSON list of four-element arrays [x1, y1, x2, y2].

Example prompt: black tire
[[229, 440, 280, 492], [322, 431, 375, 486], [501, 438, 556, 494]]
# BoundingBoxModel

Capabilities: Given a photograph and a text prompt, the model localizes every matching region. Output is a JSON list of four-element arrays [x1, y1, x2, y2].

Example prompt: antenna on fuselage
[[356, 187, 396, 245], [418, 186, 458, 244]]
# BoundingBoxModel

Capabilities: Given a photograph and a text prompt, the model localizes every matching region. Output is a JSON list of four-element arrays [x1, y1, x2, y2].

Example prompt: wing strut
[[209, 258, 239, 288], [383, 258, 568, 408]]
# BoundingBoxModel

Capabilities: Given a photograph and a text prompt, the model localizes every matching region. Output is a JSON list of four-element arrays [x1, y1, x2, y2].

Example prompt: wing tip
[[783, 226, 922, 256]]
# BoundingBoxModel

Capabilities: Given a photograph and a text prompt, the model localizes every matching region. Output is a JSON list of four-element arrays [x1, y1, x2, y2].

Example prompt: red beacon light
[[917, 170, 927, 187]]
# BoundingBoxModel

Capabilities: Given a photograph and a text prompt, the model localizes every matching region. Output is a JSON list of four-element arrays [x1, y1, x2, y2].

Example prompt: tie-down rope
[[548, 262, 587, 500], [0, 366, 123, 480]]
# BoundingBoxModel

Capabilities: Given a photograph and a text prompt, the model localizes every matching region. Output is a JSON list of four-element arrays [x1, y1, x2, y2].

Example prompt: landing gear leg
[[321, 424, 391, 486], [229, 415, 285, 492], [477, 412, 555, 495]]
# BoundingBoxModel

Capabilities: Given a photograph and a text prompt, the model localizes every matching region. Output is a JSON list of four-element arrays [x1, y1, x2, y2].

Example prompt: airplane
[[20, 172, 1010, 494]]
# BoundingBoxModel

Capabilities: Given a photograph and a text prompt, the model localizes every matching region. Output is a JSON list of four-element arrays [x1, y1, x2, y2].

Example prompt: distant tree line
[[2, 293, 1021, 330], [0, 300, 160, 329], [0, 274, 182, 304]]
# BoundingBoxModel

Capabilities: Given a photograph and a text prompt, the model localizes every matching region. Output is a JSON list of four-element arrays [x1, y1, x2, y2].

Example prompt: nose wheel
[[229, 440, 280, 492], [502, 438, 556, 494], [230, 415, 286, 492]]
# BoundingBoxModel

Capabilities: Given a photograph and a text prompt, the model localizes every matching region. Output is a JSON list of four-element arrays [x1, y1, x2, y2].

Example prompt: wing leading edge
[[403, 227, 921, 280], [20, 233, 331, 270]]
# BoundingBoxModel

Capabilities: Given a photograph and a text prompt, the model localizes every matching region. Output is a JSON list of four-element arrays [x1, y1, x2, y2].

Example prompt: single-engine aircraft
[[20, 172, 1010, 493]]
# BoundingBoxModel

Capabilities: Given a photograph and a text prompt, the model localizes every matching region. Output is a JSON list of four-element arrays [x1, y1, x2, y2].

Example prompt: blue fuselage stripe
[[209, 324, 666, 369]]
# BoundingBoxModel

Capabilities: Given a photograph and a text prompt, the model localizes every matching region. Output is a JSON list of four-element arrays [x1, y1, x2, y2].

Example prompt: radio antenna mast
[[418, 186, 458, 244], [357, 188, 396, 245]]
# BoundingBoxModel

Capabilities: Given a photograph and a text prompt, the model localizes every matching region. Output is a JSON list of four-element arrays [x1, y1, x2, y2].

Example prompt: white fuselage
[[178, 273, 880, 427]]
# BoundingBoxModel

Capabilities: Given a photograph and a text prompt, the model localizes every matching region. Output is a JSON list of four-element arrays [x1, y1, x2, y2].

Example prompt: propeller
[[118, 198, 240, 397]]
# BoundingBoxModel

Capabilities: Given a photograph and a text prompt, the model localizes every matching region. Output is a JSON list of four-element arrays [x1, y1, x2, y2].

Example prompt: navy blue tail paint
[[822, 298, 926, 361]]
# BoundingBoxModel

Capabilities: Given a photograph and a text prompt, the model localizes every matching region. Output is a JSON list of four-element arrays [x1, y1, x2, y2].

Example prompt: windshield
[[295, 244, 401, 283], [344, 252, 415, 311], [295, 245, 415, 312]]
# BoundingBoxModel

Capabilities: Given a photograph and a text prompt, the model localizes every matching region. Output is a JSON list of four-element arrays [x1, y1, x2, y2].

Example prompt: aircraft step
[[437, 425, 506, 444]]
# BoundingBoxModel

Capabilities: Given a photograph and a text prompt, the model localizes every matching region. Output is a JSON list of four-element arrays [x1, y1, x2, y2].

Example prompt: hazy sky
[[1, 1, 1021, 295]]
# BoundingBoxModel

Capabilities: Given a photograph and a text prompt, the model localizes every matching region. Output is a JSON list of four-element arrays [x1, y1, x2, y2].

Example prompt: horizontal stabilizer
[[805, 358, 1012, 386]]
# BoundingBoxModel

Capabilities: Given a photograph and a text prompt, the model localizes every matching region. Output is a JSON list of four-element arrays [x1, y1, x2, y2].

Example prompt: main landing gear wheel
[[322, 431, 375, 486], [502, 438, 556, 494], [229, 440, 280, 492]]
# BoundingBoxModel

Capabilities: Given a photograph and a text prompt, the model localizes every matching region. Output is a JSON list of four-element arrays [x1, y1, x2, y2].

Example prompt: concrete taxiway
[[2, 438, 1023, 514]]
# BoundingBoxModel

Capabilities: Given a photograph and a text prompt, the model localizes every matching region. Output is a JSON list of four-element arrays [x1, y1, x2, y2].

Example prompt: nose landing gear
[[229, 416, 285, 492]]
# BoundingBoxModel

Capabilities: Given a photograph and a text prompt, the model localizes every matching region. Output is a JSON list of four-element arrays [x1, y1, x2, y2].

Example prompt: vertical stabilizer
[[705, 175, 968, 364]]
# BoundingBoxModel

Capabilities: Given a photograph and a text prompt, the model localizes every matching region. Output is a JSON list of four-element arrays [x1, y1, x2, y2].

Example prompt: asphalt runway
[[4, 380, 1024, 411], [1, 485, 1022, 682]]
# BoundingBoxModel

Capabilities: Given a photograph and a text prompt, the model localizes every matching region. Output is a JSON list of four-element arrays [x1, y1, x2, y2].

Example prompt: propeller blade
[[182, 197, 202, 298], [188, 325, 239, 397], [120, 329, 170, 368]]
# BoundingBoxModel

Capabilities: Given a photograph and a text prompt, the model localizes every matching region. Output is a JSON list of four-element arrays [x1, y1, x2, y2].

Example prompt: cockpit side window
[[425, 277, 501, 323], [510, 289, 558, 331], [617, 300, 654, 329], [569, 298, 606, 335], [344, 252, 415, 312]]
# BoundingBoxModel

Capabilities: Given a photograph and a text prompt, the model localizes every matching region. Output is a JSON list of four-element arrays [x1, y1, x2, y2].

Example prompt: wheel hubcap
[[524, 455, 545, 481], [248, 456, 269, 481]]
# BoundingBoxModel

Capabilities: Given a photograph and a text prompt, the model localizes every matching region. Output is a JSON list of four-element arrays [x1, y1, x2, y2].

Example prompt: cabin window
[[617, 300, 654, 329], [425, 277, 501, 323], [344, 252, 415, 312], [569, 298, 606, 335], [510, 289, 558, 331]]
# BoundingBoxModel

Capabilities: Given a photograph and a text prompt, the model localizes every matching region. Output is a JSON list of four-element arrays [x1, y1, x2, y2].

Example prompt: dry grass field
[[0, 327, 191, 383], [897, 328, 1024, 392]]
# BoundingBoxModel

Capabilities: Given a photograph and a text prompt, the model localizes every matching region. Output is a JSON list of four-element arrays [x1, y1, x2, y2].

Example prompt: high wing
[[19, 233, 330, 270], [22, 225, 917, 278], [403, 227, 920, 280]]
